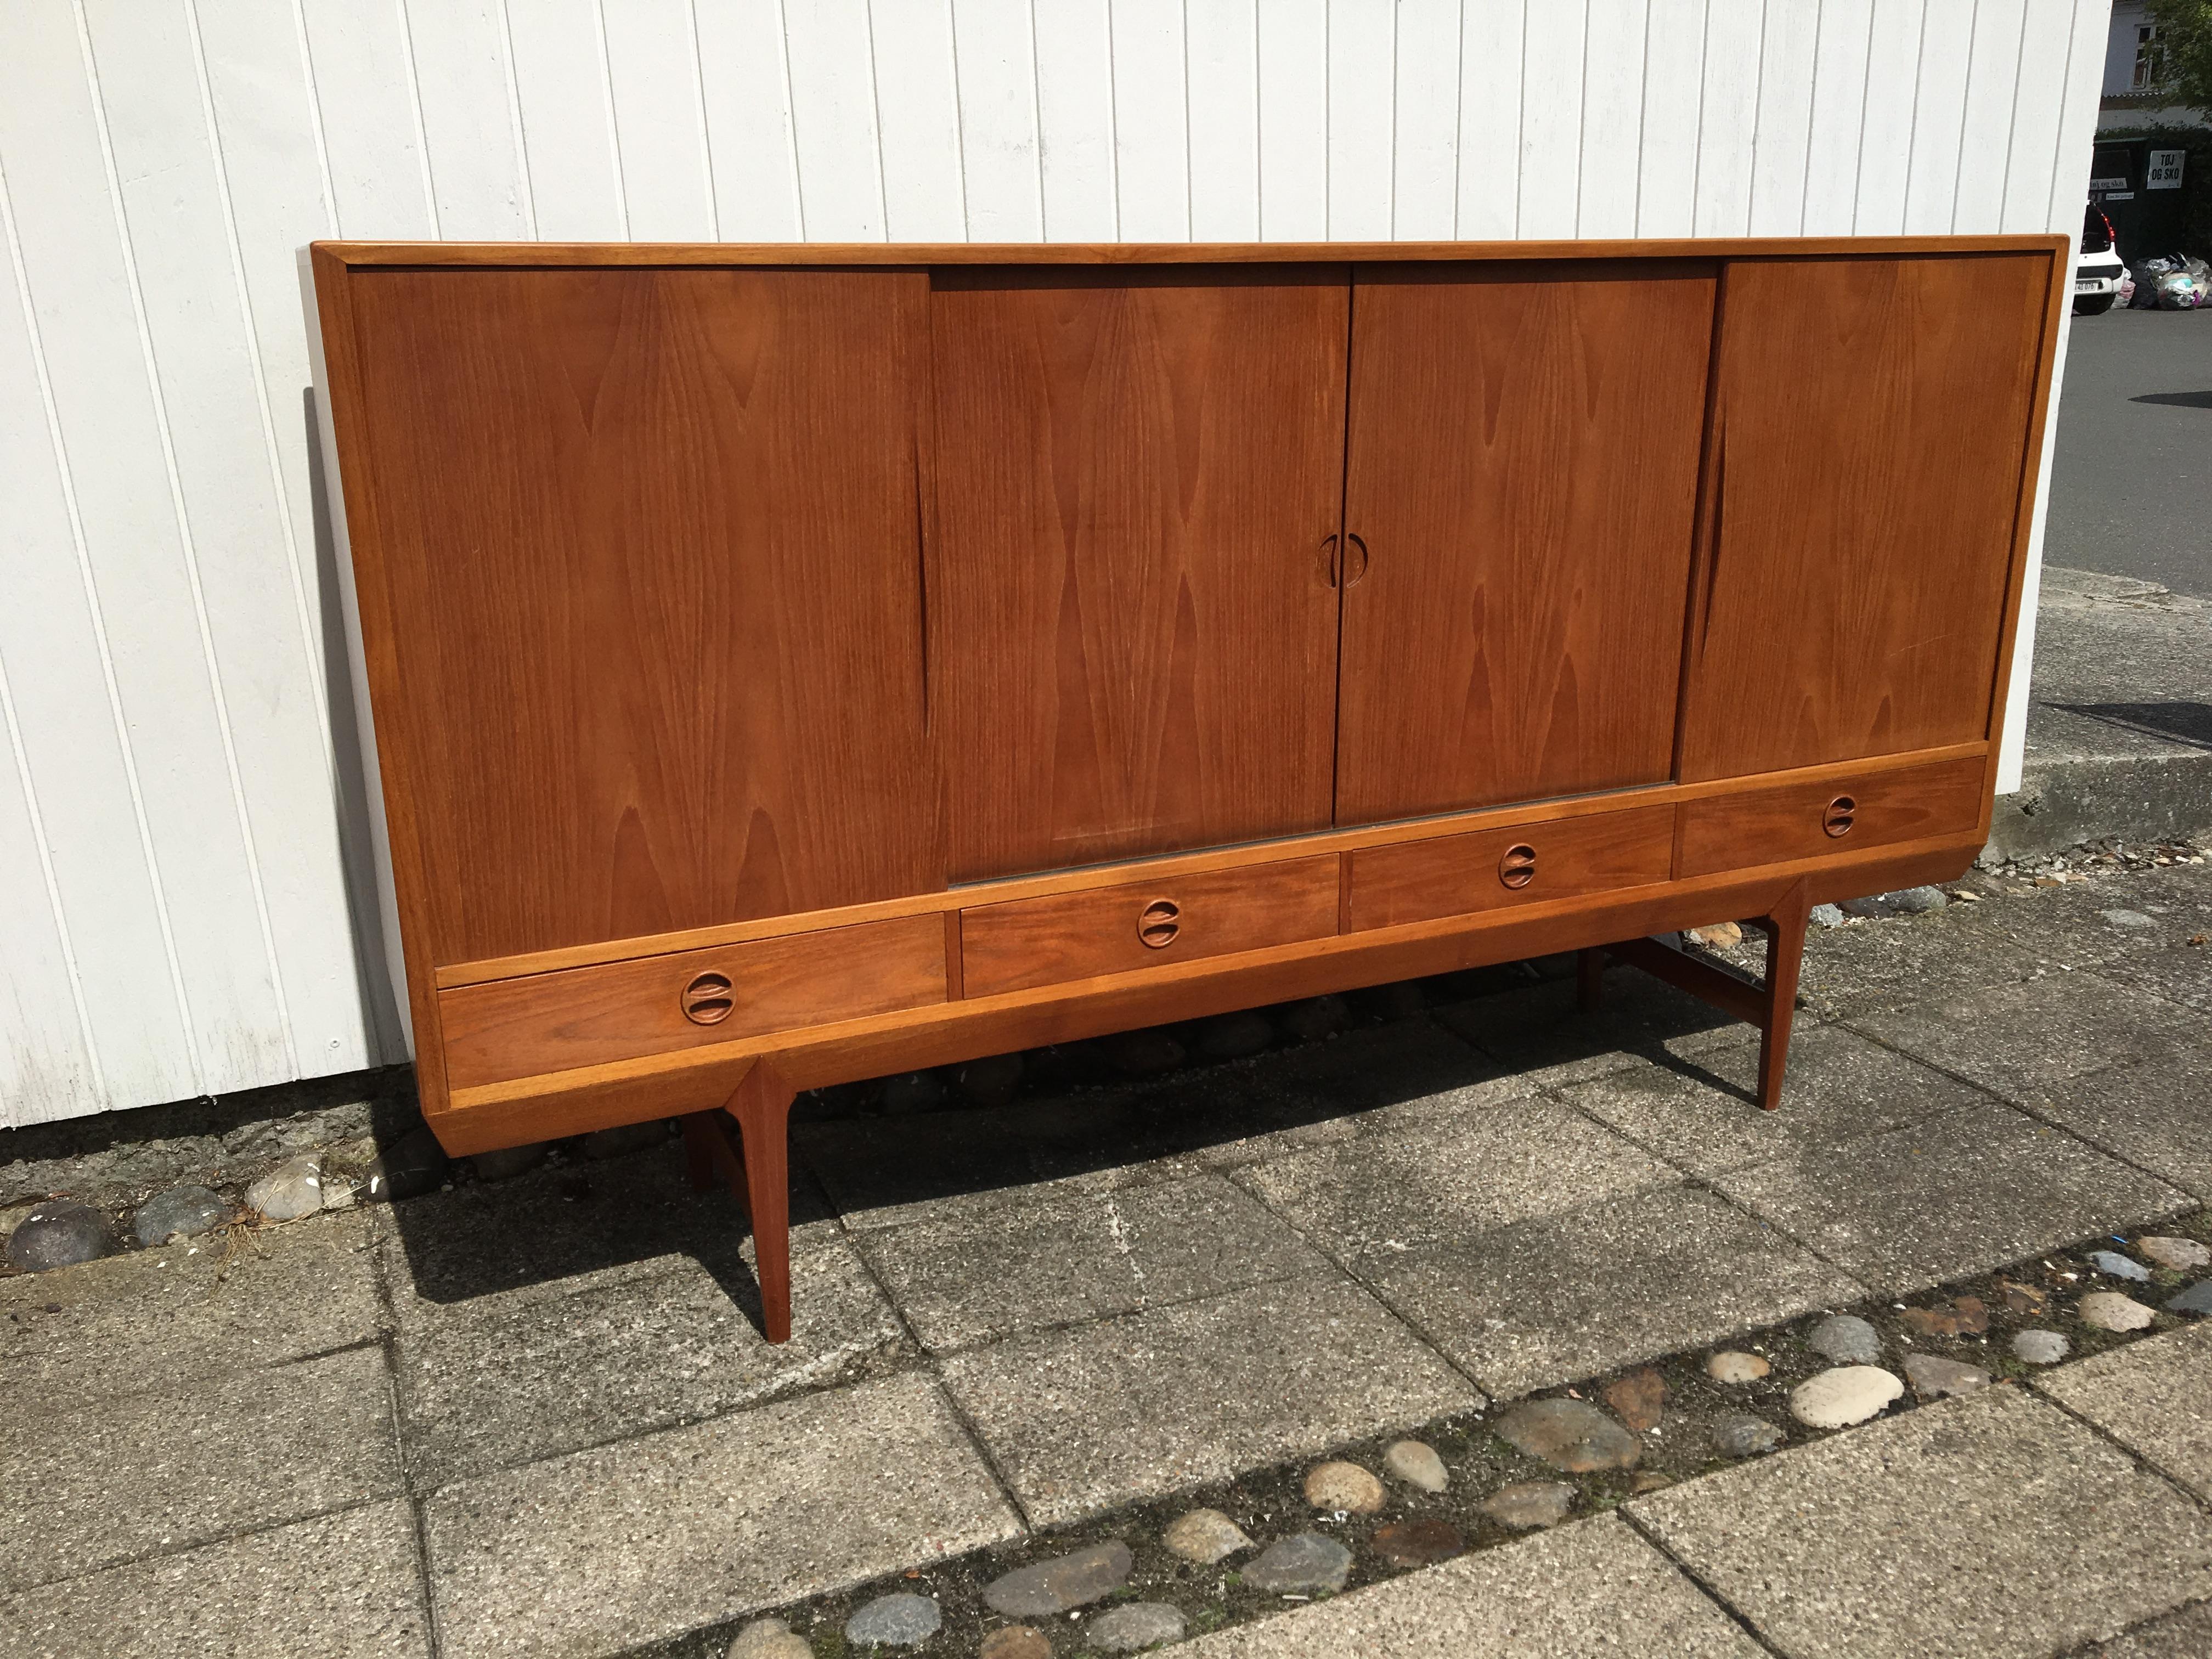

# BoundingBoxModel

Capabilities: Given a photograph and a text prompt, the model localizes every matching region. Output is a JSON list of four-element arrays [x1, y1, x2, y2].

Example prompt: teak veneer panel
[[1677, 253, 2052, 781], [440, 913, 946, 1090], [1345, 804, 1677, 932], [346, 267, 944, 966], [928, 266, 1349, 881], [1677, 754, 1989, 878], [1335, 262, 1716, 823], [959, 854, 1340, 998]]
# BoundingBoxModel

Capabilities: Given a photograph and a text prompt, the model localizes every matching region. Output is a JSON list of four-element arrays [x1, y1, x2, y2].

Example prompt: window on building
[[2132, 24, 2166, 92]]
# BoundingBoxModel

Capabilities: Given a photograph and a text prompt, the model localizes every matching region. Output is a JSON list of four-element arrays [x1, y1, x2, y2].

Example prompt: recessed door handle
[[1343, 533, 1370, 587]]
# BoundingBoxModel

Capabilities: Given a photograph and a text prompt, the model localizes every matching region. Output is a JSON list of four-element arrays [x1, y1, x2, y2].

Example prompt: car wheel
[[2074, 294, 2115, 315]]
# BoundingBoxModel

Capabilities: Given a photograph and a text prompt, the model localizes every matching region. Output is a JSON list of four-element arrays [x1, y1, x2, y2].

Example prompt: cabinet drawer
[[1677, 755, 1987, 878], [960, 856, 1340, 998], [1344, 804, 1675, 932], [441, 915, 947, 1089]]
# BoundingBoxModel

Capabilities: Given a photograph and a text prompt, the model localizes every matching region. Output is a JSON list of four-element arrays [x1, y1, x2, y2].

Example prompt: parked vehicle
[[2076, 201, 2124, 315]]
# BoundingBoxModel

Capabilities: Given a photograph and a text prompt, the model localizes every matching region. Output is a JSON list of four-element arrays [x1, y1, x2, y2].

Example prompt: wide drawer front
[[1677, 754, 1988, 877], [1344, 803, 1676, 932], [960, 855, 1340, 998], [440, 914, 948, 1088]]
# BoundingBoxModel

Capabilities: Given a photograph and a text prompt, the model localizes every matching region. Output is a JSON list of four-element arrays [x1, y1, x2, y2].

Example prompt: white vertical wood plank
[[696, 0, 804, 239], [501, 0, 624, 238], [1516, 0, 1583, 239], [1902, 0, 1972, 234], [601, 0, 716, 238], [1391, 0, 1462, 240], [1455, 0, 1523, 238], [1692, 0, 1762, 236], [87, 0, 375, 1087], [1256, 0, 1327, 239], [1637, 0, 1705, 236], [2001, 0, 2074, 232], [1109, 0, 1188, 239], [1573, 0, 1644, 239], [2044, 0, 2103, 232], [1184, 0, 1259, 239], [296, 0, 435, 236], [782, 0, 887, 238], [868, 0, 967, 240], [0, 171, 185, 1120], [949, 0, 1043, 238], [1327, 0, 1395, 238], [1953, 0, 2027, 235], [1801, 0, 1874, 234], [1031, 0, 1117, 239], [400, 0, 529, 238], [1747, 0, 1816, 236], [1854, 0, 1925, 234]]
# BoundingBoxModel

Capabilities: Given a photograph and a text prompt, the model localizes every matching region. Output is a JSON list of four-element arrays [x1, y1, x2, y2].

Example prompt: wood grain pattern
[[1677, 754, 1989, 877], [346, 267, 944, 966], [928, 266, 1350, 880], [438, 912, 946, 1089], [958, 854, 1340, 998], [1335, 262, 1717, 823], [1677, 253, 2051, 780], [1344, 804, 1676, 931]]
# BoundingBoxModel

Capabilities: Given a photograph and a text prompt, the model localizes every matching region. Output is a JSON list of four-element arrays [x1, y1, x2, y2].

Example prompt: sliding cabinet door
[[1676, 254, 2053, 781], [348, 268, 942, 965], [1334, 263, 1718, 825], [930, 267, 1350, 881]]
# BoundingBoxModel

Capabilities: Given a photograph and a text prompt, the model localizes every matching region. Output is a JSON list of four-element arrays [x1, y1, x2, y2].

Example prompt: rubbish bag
[[2156, 254, 2210, 310], [2118, 266, 2135, 306]]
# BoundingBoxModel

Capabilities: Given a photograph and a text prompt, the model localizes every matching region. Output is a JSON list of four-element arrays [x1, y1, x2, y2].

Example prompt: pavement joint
[[1614, 1504, 1792, 1659]]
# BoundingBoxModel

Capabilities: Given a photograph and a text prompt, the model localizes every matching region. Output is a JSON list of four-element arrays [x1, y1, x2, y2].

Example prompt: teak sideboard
[[306, 235, 2067, 1342]]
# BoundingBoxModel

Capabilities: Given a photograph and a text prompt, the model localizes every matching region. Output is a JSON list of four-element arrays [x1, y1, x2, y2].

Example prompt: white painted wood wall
[[0, 0, 2109, 1128]]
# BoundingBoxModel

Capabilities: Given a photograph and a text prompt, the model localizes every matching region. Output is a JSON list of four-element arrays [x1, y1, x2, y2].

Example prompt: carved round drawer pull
[[1824, 795, 1858, 839], [680, 970, 735, 1025], [1137, 899, 1182, 949], [1499, 844, 1538, 889]]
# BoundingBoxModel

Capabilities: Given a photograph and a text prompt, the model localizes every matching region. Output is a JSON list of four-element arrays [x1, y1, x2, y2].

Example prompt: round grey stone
[[727, 1616, 814, 1659], [1711, 1412, 1784, 1458], [1495, 1398, 1641, 1471], [5, 1201, 118, 1272], [1789, 1365, 1904, 1428], [1304, 1459, 1385, 1513], [1162, 1508, 1252, 1565], [359, 1124, 449, 1203], [1809, 903, 1847, 927], [1193, 1010, 1274, 1062], [2089, 1249, 2151, 1283], [1903, 1352, 1989, 1400], [1384, 1438, 1449, 1493], [1242, 1533, 1352, 1595], [844, 1592, 940, 1647], [1477, 1480, 1574, 1530], [2140, 1236, 2211, 1271], [1882, 885, 1947, 913], [133, 1184, 230, 1247], [246, 1153, 326, 1221], [1274, 995, 1350, 1043], [1807, 1313, 1881, 1365], [2167, 1280, 2212, 1316], [470, 1142, 548, 1182], [1088, 1602, 1187, 1653], [2012, 1329, 2070, 1365], [1705, 1350, 1770, 1384], [2100, 909, 2155, 928], [984, 1541, 1133, 1616], [2080, 1290, 2156, 1331]]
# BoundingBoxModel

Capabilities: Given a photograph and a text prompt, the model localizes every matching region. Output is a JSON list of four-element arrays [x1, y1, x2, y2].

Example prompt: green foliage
[[2147, 0, 2212, 114]]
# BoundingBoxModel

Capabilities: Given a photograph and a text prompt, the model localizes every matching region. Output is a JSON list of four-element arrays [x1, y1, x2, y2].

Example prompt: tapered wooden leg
[[1752, 880, 1812, 1113], [727, 1060, 797, 1344], [1576, 947, 1606, 1012]]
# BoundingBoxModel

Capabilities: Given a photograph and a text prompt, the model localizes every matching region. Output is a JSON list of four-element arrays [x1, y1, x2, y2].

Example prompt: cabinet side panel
[[929, 265, 1349, 882], [1334, 261, 1717, 825], [1677, 253, 2047, 781], [346, 267, 944, 963]]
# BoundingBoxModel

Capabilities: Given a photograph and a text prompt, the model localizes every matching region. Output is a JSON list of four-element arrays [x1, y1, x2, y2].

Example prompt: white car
[[2076, 202, 2124, 315]]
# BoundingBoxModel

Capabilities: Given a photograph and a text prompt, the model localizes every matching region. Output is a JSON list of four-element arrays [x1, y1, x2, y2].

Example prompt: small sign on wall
[[2147, 150, 2186, 189]]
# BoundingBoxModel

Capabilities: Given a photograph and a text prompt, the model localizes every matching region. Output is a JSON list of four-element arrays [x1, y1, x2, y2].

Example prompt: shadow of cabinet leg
[[682, 1059, 799, 1343]]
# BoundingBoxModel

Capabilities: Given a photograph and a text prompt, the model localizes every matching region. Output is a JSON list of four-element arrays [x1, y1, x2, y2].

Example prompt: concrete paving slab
[[1712, 1099, 2192, 1294], [1176, 1514, 1761, 1657], [0, 1345, 401, 1593], [2084, 1599, 2212, 1657], [391, 1233, 907, 1487], [1563, 1024, 1988, 1178], [1363, 1182, 1861, 1399], [1630, 1385, 2212, 1658], [1848, 970, 2191, 1099], [1781, 907, 2051, 1019], [422, 1371, 1019, 1659], [855, 1172, 1327, 1352], [0, 1207, 383, 1404], [1232, 1096, 1674, 1265], [2023, 1048, 2212, 1200], [938, 1274, 1480, 1526], [0, 1499, 428, 1659], [2037, 1323, 2212, 1503], [1435, 969, 1757, 1090], [2103, 941, 2212, 1014]]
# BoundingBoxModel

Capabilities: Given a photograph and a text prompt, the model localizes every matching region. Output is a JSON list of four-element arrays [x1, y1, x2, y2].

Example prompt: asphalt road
[[2044, 301, 2212, 597]]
